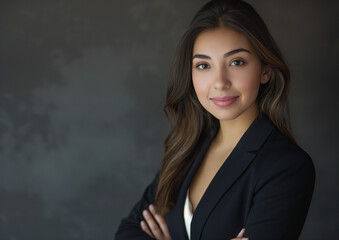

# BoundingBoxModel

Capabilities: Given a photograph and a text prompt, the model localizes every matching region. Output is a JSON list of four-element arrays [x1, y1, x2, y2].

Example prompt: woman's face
[[192, 27, 270, 121]]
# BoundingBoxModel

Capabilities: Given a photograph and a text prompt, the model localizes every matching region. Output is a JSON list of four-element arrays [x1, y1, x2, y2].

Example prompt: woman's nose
[[214, 68, 231, 90]]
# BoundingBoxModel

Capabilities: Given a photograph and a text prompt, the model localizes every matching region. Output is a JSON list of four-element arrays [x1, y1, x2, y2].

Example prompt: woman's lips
[[211, 96, 239, 107]]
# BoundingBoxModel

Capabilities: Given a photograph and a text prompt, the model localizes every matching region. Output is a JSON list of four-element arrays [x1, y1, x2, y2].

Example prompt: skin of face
[[192, 27, 271, 122]]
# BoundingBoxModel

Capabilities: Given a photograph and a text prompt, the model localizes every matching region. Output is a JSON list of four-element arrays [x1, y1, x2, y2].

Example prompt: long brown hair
[[155, 0, 293, 215]]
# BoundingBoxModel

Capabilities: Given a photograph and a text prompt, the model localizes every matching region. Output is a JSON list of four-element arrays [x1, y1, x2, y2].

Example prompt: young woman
[[115, 0, 315, 239]]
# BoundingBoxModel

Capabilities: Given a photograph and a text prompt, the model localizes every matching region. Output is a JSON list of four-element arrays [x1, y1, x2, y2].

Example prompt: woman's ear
[[260, 64, 271, 84]]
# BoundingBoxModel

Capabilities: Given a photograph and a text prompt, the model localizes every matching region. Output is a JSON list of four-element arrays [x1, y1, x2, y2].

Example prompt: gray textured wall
[[0, 0, 338, 239]]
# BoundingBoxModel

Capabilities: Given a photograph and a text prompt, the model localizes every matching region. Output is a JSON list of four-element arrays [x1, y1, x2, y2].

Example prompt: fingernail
[[143, 210, 149, 216], [149, 204, 155, 212], [242, 238, 248, 240]]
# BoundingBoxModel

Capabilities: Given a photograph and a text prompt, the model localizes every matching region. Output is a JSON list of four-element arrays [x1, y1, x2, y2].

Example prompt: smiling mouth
[[210, 96, 239, 107]]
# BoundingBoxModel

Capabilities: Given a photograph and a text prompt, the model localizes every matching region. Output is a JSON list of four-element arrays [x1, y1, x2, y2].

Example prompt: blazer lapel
[[166, 115, 275, 240], [191, 115, 274, 240], [165, 135, 213, 239]]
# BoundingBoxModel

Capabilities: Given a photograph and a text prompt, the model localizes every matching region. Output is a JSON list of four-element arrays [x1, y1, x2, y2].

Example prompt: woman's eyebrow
[[193, 48, 251, 59]]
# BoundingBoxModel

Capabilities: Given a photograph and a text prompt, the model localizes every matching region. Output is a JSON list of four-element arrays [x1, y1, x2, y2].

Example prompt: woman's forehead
[[193, 27, 254, 55]]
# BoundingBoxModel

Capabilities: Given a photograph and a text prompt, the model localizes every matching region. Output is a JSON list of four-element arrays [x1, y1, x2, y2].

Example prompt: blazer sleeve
[[114, 174, 159, 240], [244, 149, 316, 240]]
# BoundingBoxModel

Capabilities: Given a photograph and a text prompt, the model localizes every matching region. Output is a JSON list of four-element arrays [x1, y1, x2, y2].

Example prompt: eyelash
[[195, 63, 210, 70], [194, 59, 246, 70], [230, 59, 246, 66]]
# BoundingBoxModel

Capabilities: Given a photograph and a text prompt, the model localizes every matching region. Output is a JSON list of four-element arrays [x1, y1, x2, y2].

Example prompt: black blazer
[[115, 116, 315, 240]]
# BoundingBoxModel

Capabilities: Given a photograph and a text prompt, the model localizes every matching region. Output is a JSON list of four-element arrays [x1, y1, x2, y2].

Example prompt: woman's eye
[[195, 63, 210, 70], [230, 59, 245, 66]]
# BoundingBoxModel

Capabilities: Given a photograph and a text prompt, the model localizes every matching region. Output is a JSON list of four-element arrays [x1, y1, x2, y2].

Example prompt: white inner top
[[183, 190, 193, 239]]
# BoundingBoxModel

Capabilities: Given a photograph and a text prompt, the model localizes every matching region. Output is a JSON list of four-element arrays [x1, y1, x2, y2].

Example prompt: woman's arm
[[115, 174, 159, 240], [243, 150, 315, 240]]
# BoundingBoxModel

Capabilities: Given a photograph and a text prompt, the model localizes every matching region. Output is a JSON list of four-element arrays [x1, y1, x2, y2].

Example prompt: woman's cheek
[[193, 76, 209, 97], [237, 76, 261, 97]]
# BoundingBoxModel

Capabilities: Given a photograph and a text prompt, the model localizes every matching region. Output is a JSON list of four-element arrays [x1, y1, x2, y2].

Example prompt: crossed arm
[[115, 153, 315, 240], [140, 205, 247, 240]]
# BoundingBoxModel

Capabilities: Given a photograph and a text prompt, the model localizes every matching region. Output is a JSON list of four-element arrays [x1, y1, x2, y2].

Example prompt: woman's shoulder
[[242, 115, 313, 168], [266, 127, 311, 161], [254, 126, 315, 180]]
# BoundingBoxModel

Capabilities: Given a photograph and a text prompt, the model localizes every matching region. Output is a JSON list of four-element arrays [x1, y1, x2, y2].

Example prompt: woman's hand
[[140, 205, 246, 240], [230, 228, 249, 240], [140, 204, 172, 240]]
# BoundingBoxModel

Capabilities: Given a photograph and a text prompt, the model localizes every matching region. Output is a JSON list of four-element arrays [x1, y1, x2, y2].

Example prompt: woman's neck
[[215, 104, 259, 150]]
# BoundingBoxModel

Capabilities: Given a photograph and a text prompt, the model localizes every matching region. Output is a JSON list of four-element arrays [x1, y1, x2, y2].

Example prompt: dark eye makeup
[[195, 63, 210, 70], [230, 59, 246, 66], [193, 57, 247, 71]]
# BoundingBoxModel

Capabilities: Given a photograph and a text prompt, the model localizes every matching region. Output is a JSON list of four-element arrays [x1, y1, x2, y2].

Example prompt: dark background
[[0, 0, 338, 239]]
